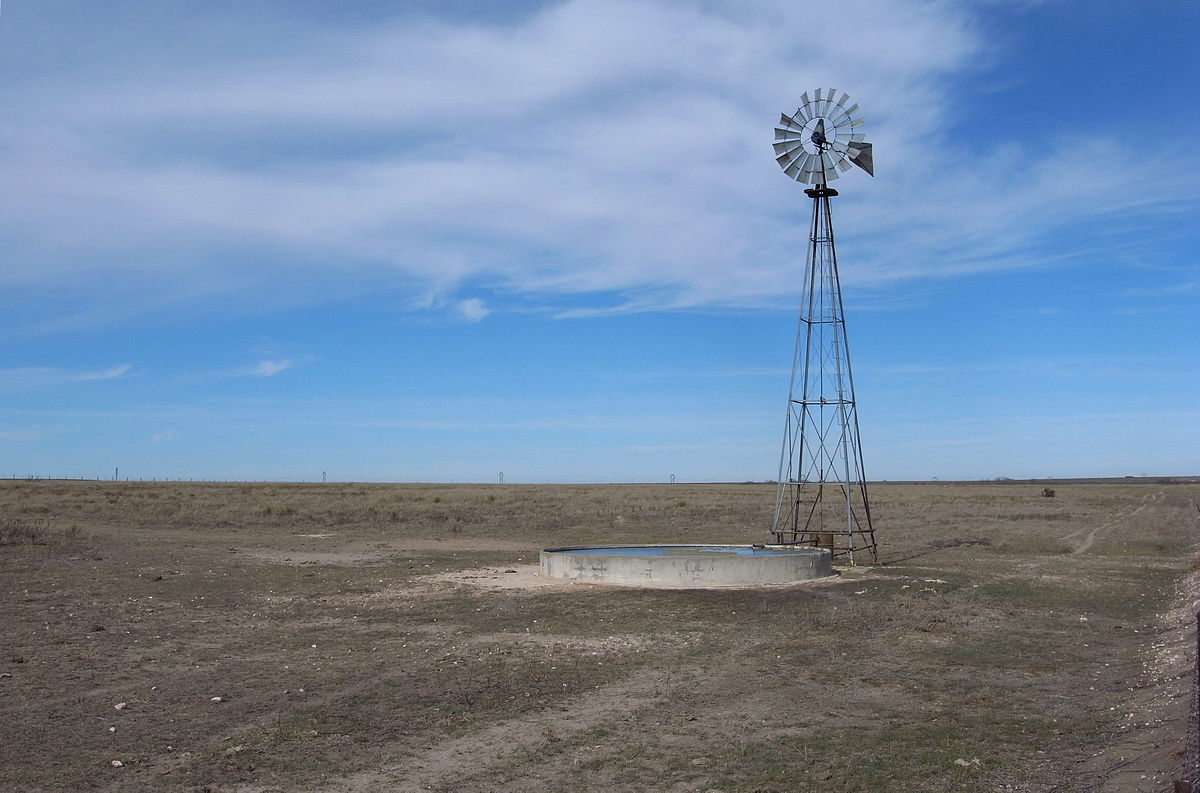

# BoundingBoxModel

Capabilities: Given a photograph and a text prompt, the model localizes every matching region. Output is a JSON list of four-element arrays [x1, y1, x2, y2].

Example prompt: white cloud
[[0, 0, 1194, 329], [174, 359, 295, 382], [151, 430, 179, 444], [75, 364, 133, 381], [248, 360, 293, 377], [0, 365, 133, 391], [455, 298, 491, 322]]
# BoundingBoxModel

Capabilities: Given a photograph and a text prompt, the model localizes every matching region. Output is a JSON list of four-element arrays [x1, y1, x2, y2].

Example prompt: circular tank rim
[[544, 542, 825, 547], [539, 543, 834, 588]]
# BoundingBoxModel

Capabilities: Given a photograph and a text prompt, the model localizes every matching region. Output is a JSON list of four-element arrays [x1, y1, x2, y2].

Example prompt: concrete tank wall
[[539, 545, 833, 588]]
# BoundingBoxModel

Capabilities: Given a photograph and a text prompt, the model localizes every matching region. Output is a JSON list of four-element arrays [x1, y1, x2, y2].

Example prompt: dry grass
[[0, 478, 1197, 792]]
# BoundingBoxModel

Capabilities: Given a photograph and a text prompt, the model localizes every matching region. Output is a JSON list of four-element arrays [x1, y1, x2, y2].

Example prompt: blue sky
[[1, 0, 1197, 483]]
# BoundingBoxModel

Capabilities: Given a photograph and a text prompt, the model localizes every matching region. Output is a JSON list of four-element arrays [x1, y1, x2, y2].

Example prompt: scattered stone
[[224, 745, 246, 755], [114, 702, 127, 710], [953, 758, 981, 767], [110, 760, 123, 768], [210, 696, 223, 702]]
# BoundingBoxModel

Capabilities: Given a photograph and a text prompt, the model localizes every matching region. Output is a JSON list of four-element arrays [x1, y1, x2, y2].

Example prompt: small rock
[[114, 702, 127, 710], [210, 696, 223, 702], [108, 726, 116, 733], [110, 760, 124, 768]]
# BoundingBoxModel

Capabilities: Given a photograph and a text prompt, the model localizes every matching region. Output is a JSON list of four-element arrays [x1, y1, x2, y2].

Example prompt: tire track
[[1069, 490, 1162, 555]]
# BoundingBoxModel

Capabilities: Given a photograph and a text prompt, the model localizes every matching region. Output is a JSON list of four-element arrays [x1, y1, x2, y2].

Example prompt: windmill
[[770, 89, 878, 564]]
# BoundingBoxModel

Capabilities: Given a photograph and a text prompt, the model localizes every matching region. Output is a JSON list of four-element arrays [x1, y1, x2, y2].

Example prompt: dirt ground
[[1, 478, 1198, 792]]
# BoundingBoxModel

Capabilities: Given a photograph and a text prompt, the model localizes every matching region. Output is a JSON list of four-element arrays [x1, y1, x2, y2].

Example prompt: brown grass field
[[2, 477, 1199, 792]]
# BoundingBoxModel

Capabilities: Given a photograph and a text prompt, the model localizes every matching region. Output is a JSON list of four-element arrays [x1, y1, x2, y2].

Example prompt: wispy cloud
[[1124, 280, 1198, 298], [455, 298, 490, 323], [75, 364, 133, 381], [177, 359, 295, 381], [246, 360, 293, 377], [0, 365, 133, 391], [0, 424, 77, 442], [5, 0, 1189, 331]]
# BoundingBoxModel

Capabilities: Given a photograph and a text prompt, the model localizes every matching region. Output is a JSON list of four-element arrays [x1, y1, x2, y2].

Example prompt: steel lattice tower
[[770, 90, 877, 564]]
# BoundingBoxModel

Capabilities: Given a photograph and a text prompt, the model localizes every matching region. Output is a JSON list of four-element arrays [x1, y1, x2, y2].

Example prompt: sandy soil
[[1, 478, 1197, 792]]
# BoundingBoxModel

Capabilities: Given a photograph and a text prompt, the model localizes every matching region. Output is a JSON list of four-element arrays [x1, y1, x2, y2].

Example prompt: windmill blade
[[773, 142, 802, 160], [798, 152, 821, 183], [776, 149, 804, 174], [785, 152, 815, 180], [827, 107, 852, 128], [835, 91, 850, 110], [782, 147, 811, 175], [780, 112, 807, 130], [836, 158, 852, 172], [821, 88, 838, 117]]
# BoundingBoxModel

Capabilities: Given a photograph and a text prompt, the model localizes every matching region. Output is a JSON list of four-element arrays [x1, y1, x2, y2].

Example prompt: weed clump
[[0, 518, 87, 548]]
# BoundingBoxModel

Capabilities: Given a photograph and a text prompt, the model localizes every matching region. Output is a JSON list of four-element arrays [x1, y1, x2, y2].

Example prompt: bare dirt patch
[[0, 478, 1198, 792]]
